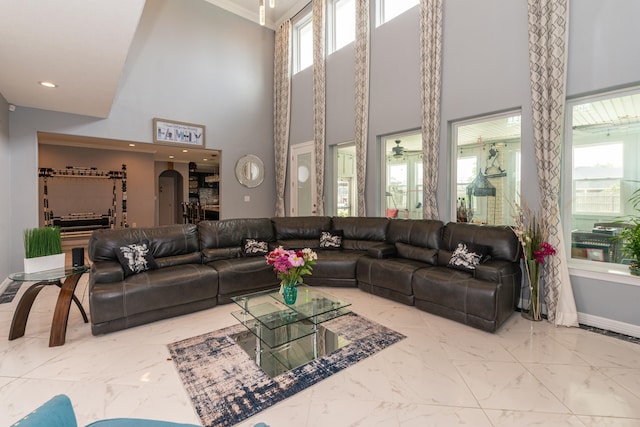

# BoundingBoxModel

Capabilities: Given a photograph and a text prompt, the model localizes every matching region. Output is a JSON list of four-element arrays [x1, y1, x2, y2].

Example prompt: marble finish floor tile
[[1, 276, 639, 426]]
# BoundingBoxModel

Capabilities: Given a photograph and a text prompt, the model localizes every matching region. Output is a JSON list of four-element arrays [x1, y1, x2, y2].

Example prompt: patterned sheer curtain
[[313, 0, 326, 215], [419, 0, 443, 220], [274, 20, 292, 217], [527, 0, 578, 326], [354, 0, 370, 216]]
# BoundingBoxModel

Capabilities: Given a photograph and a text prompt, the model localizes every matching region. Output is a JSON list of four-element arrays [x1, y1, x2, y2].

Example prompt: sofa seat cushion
[[412, 266, 499, 321], [208, 257, 280, 302], [89, 264, 218, 324], [275, 239, 322, 250], [310, 249, 366, 280], [357, 256, 430, 296]]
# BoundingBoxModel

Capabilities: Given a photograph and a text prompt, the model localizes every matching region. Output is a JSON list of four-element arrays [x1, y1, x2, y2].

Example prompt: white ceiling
[[206, 0, 308, 29], [0, 0, 146, 118], [0, 0, 305, 119]]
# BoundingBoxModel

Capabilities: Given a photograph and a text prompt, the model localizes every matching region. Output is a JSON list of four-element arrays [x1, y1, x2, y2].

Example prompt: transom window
[[293, 12, 313, 73], [376, 0, 419, 26], [329, 0, 355, 53]]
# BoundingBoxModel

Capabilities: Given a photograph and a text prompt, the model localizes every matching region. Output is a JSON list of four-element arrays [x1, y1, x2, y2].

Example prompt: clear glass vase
[[521, 259, 542, 321]]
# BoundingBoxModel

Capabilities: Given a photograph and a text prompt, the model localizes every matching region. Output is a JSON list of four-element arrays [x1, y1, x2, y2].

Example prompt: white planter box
[[24, 253, 66, 274]]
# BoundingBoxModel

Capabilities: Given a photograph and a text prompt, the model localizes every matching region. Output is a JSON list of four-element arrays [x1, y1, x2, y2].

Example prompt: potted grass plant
[[23, 226, 65, 273], [618, 188, 640, 276]]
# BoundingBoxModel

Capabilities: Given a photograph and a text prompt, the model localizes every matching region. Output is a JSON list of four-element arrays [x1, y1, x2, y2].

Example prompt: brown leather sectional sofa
[[88, 216, 522, 335]]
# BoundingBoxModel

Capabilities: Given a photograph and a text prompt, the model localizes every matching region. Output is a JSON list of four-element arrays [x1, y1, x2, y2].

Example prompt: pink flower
[[265, 245, 317, 285], [289, 254, 305, 267], [533, 241, 557, 263]]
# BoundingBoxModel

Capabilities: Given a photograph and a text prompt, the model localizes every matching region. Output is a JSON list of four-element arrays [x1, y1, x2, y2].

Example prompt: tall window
[[335, 143, 357, 216], [565, 87, 640, 265], [452, 111, 522, 225], [293, 12, 313, 73], [382, 132, 423, 219], [329, 0, 355, 53], [377, 0, 419, 26]]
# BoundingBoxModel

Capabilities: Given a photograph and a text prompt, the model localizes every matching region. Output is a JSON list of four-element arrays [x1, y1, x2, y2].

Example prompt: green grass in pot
[[23, 227, 63, 259]]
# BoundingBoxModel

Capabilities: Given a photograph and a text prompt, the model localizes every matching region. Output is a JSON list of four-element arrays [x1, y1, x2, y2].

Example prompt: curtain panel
[[273, 21, 292, 217], [313, 0, 326, 216], [354, 0, 370, 216], [527, 0, 578, 327], [419, 0, 443, 220]]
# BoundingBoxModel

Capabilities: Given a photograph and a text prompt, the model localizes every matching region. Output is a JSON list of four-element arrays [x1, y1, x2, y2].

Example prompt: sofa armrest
[[90, 261, 124, 284], [11, 394, 77, 427], [474, 259, 520, 282], [367, 243, 397, 259]]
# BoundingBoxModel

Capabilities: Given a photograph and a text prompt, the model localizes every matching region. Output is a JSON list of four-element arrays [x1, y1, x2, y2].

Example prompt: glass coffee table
[[231, 285, 352, 378]]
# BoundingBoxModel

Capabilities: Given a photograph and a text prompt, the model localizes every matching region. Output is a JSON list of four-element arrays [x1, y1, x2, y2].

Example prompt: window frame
[[293, 11, 313, 74], [376, 0, 419, 27], [380, 130, 423, 219], [450, 109, 522, 225], [328, 0, 355, 54], [563, 85, 640, 270]]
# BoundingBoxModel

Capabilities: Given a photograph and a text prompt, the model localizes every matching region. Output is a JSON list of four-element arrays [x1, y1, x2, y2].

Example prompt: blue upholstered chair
[[11, 395, 200, 427]]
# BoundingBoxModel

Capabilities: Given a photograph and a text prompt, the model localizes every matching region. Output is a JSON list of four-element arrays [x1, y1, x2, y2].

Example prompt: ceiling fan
[[392, 140, 405, 158]]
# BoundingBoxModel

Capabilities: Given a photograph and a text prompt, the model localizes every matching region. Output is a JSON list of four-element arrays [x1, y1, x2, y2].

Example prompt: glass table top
[[230, 285, 352, 378], [231, 285, 352, 348], [8, 265, 89, 282], [231, 285, 351, 328]]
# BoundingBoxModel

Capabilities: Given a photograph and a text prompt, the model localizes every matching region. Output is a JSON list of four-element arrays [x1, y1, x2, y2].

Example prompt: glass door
[[289, 142, 317, 216]]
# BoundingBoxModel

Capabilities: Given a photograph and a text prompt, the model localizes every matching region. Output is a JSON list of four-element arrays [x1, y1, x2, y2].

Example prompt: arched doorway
[[158, 170, 184, 225]]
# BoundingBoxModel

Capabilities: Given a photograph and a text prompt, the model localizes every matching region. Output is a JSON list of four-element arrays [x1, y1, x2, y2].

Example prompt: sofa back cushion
[[331, 217, 389, 250], [387, 219, 444, 248], [386, 219, 443, 264], [198, 218, 274, 262], [88, 224, 200, 263], [271, 216, 331, 249], [438, 222, 522, 265]]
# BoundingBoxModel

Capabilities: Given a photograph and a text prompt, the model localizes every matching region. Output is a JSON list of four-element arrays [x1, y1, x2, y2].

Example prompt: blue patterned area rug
[[0, 281, 22, 304], [168, 312, 405, 427]]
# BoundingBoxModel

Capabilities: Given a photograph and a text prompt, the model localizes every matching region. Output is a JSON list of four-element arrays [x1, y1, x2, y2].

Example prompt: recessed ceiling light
[[203, 158, 208, 161], [39, 81, 58, 88], [182, 149, 188, 153], [169, 155, 175, 159], [129, 143, 135, 147]]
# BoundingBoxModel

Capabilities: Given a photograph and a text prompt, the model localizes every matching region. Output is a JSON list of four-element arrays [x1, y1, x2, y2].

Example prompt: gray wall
[[288, 0, 640, 329], [0, 94, 9, 278], [5, 0, 275, 274]]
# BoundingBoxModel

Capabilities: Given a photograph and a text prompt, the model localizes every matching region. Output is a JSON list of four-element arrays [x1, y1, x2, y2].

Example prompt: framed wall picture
[[153, 118, 205, 146]]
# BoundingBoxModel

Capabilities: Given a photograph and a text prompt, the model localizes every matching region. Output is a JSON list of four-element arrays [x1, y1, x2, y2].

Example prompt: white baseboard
[[578, 312, 640, 339]]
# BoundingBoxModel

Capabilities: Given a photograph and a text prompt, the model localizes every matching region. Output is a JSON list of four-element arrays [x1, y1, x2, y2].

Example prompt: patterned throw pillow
[[319, 230, 343, 249], [242, 238, 269, 257], [115, 241, 158, 277], [447, 242, 491, 272]]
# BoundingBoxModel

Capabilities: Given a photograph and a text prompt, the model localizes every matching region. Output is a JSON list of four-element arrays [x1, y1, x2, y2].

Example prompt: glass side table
[[8, 265, 89, 347]]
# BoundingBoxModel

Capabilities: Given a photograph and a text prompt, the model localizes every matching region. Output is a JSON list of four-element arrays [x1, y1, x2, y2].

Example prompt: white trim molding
[[578, 312, 640, 339]]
